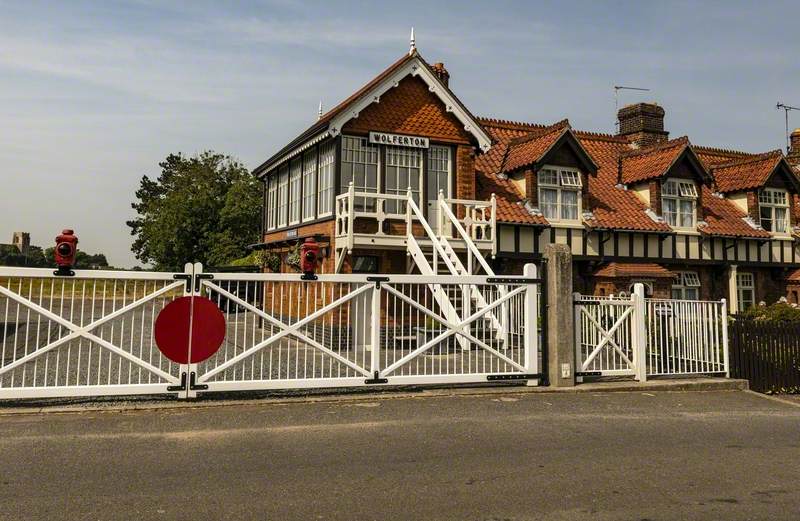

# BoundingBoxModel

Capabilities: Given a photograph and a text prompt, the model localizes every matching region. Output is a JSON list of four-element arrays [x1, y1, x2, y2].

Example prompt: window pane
[[559, 170, 581, 187], [662, 180, 679, 196], [663, 198, 677, 226], [561, 190, 579, 220], [385, 146, 422, 214], [760, 206, 773, 231], [775, 207, 787, 233], [671, 289, 683, 300], [539, 169, 558, 186], [427, 145, 450, 199], [341, 136, 379, 211], [539, 188, 559, 219], [289, 158, 302, 224], [685, 288, 699, 300], [318, 141, 335, 215]]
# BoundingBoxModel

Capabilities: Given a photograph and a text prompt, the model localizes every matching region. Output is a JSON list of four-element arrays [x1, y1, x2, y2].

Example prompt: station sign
[[369, 131, 429, 149]]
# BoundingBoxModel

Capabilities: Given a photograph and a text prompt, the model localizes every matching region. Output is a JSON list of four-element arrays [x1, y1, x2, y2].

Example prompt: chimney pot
[[431, 62, 450, 87], [617, 102, 669, 147]]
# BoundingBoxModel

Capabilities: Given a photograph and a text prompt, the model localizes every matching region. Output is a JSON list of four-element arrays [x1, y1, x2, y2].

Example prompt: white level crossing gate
[[0, 264, 541, 400], [574, 284, 729, 381]]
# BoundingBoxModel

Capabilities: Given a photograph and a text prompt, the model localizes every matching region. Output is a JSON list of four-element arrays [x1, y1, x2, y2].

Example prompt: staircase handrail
[[438, 193, 495, 276]]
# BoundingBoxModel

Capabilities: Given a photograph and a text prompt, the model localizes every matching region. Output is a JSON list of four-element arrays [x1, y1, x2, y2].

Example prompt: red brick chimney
[[788, 128, 800, 168], [431, 62, 450, 87], [617, 102, 669, 148]]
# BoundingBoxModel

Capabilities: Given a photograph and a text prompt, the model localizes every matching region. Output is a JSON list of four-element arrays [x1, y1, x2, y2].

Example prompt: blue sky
[[1, 0, 798, 267]]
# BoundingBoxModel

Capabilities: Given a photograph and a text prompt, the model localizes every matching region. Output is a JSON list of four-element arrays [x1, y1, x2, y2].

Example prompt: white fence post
[[523, 263, 539, 385], [632, 283, 647, 383], [370, 280, 381, 379], [573, 292, 583, 383], [721, 298, 730, 378]]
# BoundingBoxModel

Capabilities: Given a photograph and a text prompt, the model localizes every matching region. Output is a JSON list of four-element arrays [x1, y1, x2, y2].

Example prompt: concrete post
[[544, 244, 575, 387]]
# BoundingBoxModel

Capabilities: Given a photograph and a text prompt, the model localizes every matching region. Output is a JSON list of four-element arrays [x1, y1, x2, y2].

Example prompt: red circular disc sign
[[154, 296, 226, 364]]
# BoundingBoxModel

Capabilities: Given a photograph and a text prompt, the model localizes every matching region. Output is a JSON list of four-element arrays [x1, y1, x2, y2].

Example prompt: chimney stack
[[431, 62, 450, 87], [617, 102, 669, 148], [788, 128, 800, 169]]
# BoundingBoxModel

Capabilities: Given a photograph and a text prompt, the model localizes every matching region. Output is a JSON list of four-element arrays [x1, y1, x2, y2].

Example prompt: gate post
[[721, 298, 730, 378], [544, 244, 575, 387], [632, 283, 647, 383], [523, 263, 539, 385]]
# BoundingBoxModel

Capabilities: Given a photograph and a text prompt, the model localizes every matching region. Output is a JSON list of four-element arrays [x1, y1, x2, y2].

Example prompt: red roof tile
[[711, 150, 785, 193], [594, 263, 675, 278], [699, 186, 771, 239], [619, 136, 690, 185], [786, 268, 800, 282], [501, 120, 570, 173]]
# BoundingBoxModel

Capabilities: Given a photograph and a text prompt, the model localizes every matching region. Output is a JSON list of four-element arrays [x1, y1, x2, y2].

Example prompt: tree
[[127, 151, 261, 270]]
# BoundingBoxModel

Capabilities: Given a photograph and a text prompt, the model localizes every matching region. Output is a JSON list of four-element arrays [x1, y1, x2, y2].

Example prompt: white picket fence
[[0, 264, 541, 400], [574, 284, 729, 381]]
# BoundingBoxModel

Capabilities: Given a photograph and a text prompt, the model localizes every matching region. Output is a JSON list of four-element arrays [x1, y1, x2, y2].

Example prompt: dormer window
[[662, 179, 697, 229], [758, 188, 789, 233], [538, 167, 582, 221]]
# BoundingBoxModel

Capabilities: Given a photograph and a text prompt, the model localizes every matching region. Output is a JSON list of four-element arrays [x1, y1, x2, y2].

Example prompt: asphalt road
[[1, 390, 799, 521]]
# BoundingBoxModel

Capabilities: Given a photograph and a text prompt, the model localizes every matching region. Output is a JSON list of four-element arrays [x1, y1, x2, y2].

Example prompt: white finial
[[318, 100, 323, 120], [409, 27, 415, 55]]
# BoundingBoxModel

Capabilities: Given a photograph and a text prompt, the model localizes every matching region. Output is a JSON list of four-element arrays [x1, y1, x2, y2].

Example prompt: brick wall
[[456, 145, 476, 200], [648, 181, 662, 216], [617, 103, 669, 147], [746, 191, 760, 223], [524, 168, 536, 203]]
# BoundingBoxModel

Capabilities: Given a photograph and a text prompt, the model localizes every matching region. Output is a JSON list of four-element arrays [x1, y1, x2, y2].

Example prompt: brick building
[[252, 46, 800, 313]]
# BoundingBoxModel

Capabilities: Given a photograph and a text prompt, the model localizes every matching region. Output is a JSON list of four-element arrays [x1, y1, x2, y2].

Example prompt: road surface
[[1, 390, 799, 520]]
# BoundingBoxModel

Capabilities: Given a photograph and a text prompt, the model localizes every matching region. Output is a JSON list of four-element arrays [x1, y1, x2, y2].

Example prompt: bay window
[[758, 188, 789, 233], [671, 271, 700, 300], [662, 179, 697, 229], [302, 149, 317, 222], [736, 272, 755, 309], [340, 135, 379, 211], [538, 167, 582, 221], [317, 141, 335, 216]]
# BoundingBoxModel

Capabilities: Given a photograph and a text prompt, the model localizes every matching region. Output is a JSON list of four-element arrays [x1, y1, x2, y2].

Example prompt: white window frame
[[385, 145, 423, 215], [266, 174, 278, 231], [426, 145, 452, 200], [672, 271, 701, 300], [662, 179, 697, 230], [276, 164, 289, 228], [758, 188, 789, 234], [288, 158, 302, 225], [302, 149, 317, 222], [340, 135, 380, 211], [317, 141, 335, 217], [537, 166, 582, 222], [736, 272, 755, 310]]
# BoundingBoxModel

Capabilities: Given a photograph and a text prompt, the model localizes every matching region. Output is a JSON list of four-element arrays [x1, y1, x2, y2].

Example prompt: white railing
[[334, 183, 496, 257], [574, 285, 729, 380], [0, 265, 541, 400], [193, 268, 539, 390], [0, 266, 188, 399], [644, 298, 729, 377]]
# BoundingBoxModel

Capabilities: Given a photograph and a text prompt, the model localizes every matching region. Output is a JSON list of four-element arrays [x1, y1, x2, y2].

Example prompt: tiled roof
[[786, 268, 800, 282], [699, 186, 771, 239], [619, 136, 690, 185], [710, 150, 785, 193], [475, 120, 548, 225], [501, 120, 570, 173], [476, 117, 673, 232], [579, 135, 672, 233], [593, 263, 675, 278]]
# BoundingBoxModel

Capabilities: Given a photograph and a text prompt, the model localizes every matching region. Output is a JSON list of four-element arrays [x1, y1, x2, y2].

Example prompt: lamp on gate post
[[54, 229, 78, 276], [300, 237, 320, 280]]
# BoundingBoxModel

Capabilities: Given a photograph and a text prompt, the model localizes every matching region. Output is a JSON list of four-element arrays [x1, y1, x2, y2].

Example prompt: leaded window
[[758, 188, 789, 233], [737, 272, 755, 309], [317, 141, 335, 216], [671, 271, 700, 300], [385, 146, 422, 214], [302, 149, 317, 222], [341, 136, 379, 210], [662, 179, 697, 229], [538, 167, 581, 221]]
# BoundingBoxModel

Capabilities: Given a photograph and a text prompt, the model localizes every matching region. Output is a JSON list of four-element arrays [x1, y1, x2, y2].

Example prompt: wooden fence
[[729, 318, 800, 393]]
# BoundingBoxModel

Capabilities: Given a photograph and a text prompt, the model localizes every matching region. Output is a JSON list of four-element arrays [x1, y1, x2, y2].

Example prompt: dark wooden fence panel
[[729, 318, 800, 393]]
